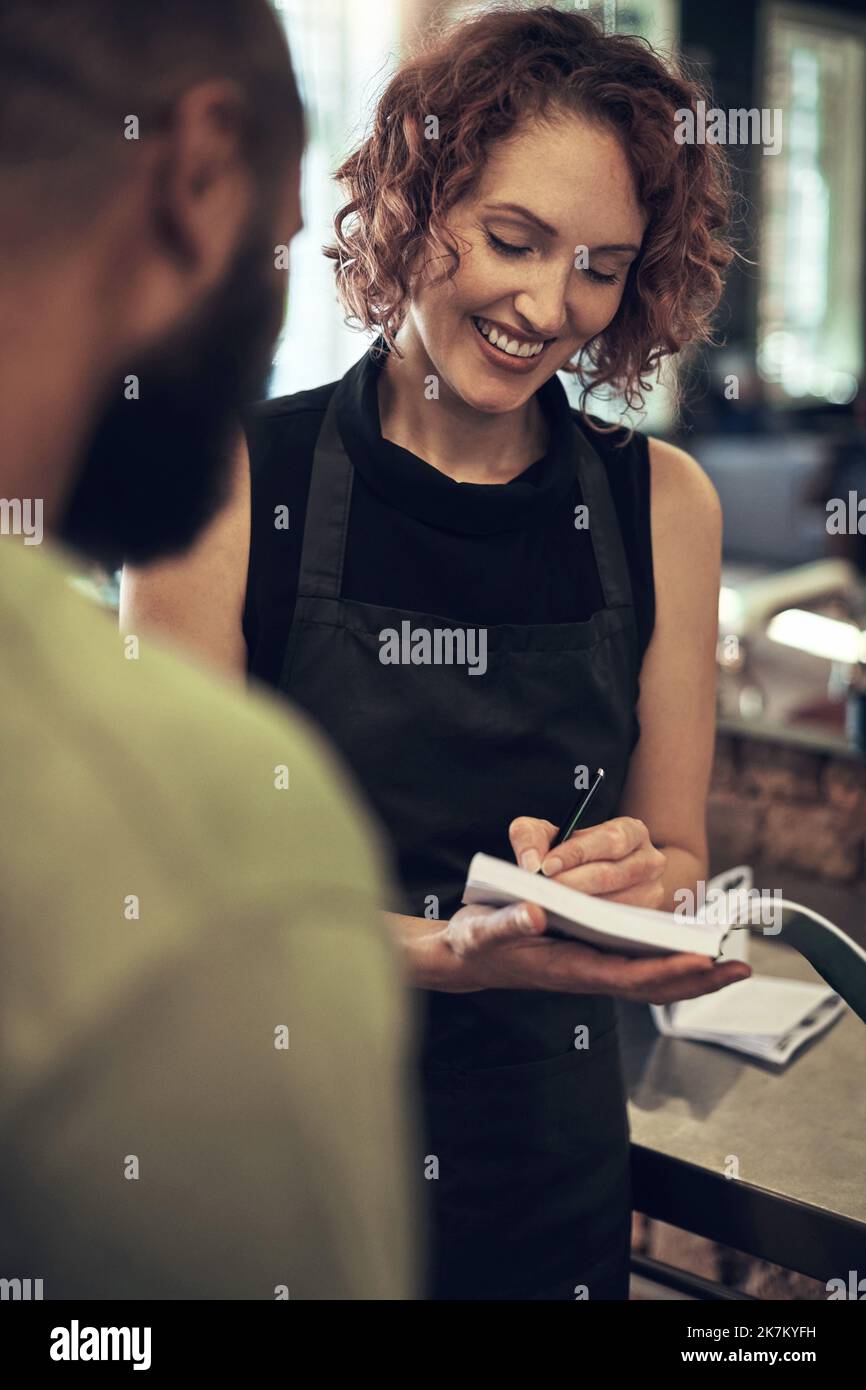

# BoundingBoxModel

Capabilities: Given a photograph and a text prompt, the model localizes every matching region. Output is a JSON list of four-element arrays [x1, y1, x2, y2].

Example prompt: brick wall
[[708, 722, 866, 891]]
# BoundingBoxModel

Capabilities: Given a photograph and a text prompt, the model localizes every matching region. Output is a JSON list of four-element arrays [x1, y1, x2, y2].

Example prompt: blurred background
[[267, 0, 866, 754]]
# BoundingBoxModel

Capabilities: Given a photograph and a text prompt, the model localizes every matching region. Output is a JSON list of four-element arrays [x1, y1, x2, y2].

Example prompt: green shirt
[[0, 535, 418, 1299]]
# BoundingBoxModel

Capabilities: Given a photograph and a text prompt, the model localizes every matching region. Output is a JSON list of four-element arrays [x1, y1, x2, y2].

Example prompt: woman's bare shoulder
[[646, 437, 721, 529]]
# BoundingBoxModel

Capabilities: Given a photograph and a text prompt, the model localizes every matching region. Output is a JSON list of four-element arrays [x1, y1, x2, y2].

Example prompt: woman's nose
[[513, 280, 570, 341]]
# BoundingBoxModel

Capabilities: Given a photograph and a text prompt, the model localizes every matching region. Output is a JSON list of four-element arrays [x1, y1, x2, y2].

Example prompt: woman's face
[[403, 112, 647, 414]]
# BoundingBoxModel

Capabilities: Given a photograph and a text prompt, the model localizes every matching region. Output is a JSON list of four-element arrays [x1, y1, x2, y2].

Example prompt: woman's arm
[[616, 436, 722, 910], [409, 436, 743, 1005], [500, 437, 721, 914], [118, 433, 251, 679]]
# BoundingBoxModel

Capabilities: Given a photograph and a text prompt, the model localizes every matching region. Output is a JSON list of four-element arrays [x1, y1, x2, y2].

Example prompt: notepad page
[[668, 976, 838, 1036]]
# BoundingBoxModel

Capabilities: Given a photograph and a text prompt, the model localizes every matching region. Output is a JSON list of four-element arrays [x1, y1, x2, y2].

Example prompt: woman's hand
[[391, 810, 750, 1001], [509, 814, 667, 908], [439, 900, 749, 1003]]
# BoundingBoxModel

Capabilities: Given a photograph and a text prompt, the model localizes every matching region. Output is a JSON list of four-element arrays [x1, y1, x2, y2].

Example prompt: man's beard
[[59, 228, 285, 571]]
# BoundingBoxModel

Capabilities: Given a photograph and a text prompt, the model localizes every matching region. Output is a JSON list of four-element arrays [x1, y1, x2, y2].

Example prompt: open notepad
[[462, 856, 864, 1063], [463, 853, 730, 957]]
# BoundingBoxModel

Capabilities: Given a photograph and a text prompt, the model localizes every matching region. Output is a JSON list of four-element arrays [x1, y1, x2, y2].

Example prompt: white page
[[464, 854, 727, 956], [668, 976, 836, 1037]]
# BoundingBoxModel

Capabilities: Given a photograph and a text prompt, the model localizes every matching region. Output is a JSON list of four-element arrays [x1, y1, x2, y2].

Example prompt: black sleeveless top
[[242, 348, 655, 684]]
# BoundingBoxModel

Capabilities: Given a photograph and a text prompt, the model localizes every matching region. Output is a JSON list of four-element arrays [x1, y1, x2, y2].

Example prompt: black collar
[[333, 341, 579, 536]]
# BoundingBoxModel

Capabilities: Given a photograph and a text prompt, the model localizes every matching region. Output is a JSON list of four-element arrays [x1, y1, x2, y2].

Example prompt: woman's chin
[[452, 373, 535, 416]]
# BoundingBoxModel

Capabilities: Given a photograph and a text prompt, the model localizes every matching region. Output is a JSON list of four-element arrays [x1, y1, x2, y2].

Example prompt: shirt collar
[[333, 340, 578, 536]]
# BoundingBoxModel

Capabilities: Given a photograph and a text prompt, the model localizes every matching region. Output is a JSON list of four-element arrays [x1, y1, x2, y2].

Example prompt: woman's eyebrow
[[589, 242, 641, 255], [484, 201, 558, 236], [484, 203, 640, 254]]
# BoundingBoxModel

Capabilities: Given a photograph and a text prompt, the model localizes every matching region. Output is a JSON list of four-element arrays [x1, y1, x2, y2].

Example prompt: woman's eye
[[485, 229, 532, 258], [583, 267, 619, 285], [484, 227, 620, 282]]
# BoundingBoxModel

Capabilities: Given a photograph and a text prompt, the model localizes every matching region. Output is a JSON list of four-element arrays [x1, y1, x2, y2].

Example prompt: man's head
[[0, 0, 304, 568]]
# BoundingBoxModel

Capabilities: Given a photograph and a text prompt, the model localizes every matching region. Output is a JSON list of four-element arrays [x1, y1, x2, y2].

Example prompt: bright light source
[[767, 608, 865, 663], [827, 372, 858, 406], [718, 587, 744, 628]]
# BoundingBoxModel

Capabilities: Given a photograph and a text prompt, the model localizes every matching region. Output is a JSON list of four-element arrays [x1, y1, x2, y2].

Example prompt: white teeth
[[474, 317, 545, 359]]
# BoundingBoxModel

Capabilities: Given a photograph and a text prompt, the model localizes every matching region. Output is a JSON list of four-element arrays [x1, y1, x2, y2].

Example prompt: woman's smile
[[470, 313, 555, 374]]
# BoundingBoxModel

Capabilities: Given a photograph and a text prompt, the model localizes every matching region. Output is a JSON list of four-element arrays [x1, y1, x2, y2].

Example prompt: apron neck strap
[[299, 383, 636, 614], [297, 389, 353, 601], [571, 424, 636, 613]]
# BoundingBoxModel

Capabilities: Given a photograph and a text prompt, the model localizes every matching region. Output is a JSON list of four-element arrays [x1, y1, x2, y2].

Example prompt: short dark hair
[[0, 0, 303, 242]]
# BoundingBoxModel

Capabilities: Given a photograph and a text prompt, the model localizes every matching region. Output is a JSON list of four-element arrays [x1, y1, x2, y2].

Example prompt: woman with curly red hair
[[124, 6, 750, 1299]]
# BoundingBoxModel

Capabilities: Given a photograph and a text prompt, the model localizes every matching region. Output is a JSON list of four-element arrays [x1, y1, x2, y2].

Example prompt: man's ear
[[121, 79, 257, 343], [157, 80, 255, 282]]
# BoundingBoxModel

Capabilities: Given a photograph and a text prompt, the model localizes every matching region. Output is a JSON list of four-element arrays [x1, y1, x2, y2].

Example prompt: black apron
[[279, 379, 641, 1300]]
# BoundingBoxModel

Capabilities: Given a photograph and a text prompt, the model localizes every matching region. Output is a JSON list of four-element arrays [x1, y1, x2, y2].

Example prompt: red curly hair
[[325, 4, 734, 418]]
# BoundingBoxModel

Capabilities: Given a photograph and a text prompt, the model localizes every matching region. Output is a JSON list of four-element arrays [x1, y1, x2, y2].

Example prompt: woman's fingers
[[549, 845, 667, 899], [508, 816, 558, 873], [453, 813, 749, 1001], [492, 931, 749, 999], [445, 900, 548, 956], [445, 905, 752, 1002], [641, 960, 752, 1005], [598, 877, 667, 909], [541, 815, 652, 876], [585, 949, 751, 1003]]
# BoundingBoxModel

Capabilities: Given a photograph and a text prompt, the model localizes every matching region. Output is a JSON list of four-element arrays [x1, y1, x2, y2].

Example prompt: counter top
[[621, 934, 866, 1281], [717, 713, 865, 762]]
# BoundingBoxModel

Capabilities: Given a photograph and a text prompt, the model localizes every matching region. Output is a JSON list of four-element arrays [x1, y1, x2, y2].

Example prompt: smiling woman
[[121, 3, 743, 1303], [327, 4, 733, 421], [371, 111, 648, 425]]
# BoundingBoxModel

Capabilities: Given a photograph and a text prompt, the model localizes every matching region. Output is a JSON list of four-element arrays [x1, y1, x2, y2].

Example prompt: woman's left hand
[[509, 815, 668, 909]]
